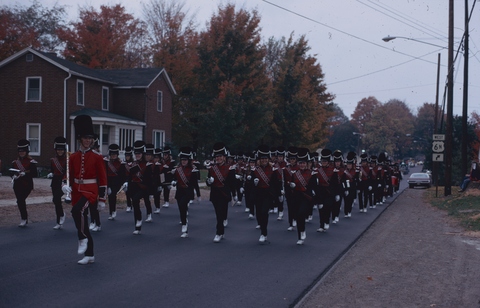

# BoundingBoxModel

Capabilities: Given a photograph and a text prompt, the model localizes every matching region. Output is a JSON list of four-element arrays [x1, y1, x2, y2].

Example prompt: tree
[[58, 4, 147, 68], [143, 0, 201, 151], [325, 121, 359, 154], [268, 34, 333, 150], [350, 96, 381, 134], [0, 0, 67, 60], [193, 4, 272, 152]]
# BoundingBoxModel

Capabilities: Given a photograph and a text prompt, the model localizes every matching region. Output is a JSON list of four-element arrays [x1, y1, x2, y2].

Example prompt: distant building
[[0, 47, 175, 170]]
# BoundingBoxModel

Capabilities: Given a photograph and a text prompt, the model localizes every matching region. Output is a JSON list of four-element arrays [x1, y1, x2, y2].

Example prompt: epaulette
[[103, 157, 109, 161], [311, 170, 318, 176], [146, 162, 154, 166], [272, 167, 278, 171], [229, 165, 236, 170], [30, 159, 38, 163], [192, 167, 199, 172]]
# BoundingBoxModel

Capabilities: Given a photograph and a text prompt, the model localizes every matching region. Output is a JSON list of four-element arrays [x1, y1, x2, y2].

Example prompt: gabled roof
[[0, 47, 176, 94], [70, 108, 146, 126]]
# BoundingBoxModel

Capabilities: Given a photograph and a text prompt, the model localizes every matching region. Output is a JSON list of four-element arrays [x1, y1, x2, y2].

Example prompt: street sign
[[432, 141, 444, 153], [433, 134, 445, 141], [433, 153, 444, 162]]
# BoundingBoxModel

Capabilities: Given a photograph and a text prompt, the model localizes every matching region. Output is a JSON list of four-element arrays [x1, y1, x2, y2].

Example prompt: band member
[[152, 148, 164, 214], [251, 145, 282, 244], [48, 136, 67, 230], [171, 147, 199, 238], [89, 136, 103, 232], [11, 139, 38, 227], [243, 152, 257, 219], [330, 150, 345, 224], [357, 153, 372, 213], [161, 146, 175, 208], [289, 148, 317, 245], [284, 146, 299, 231], [105, 144, 126, 220], [191, 150, 202, 203], [342, 152, 358, 218], [234, 152, 245, 206], [369, 155, 379, 208], [274, 146, 287, 221], [123, 146, 134, 212], [62, 115, 107, 265], [315, 149, 335, 232], [206, 142, 236, 243], [128, 141, 152, 234], [143, 143, 156, 222]]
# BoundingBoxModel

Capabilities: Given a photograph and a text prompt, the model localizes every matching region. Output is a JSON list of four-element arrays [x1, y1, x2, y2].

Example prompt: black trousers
[[176, 194, 189, 226], [51, 184, 64, 223], [255, 190, 273, 236], [71, 196, 94, 257], [212, 200, 228, 236], [318, 195, 334, 228], [14, 186, 31, 220]]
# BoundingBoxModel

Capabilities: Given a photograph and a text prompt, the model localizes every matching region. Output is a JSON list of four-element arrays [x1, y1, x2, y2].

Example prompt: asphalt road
[[0, 173, 410, 308]]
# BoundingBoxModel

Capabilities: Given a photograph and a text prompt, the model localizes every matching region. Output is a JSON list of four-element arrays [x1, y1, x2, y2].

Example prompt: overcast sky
[[2, 0, 479, 120]]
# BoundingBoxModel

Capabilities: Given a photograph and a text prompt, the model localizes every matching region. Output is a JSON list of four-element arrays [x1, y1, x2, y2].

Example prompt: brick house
[[0, 47, 175, 171]]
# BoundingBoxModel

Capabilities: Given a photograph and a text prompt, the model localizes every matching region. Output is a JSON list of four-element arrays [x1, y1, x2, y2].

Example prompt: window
[[26, 77, 41, 102], [26, 123, 41, 155], [153, 130, 165, 149], [26, 54, 33, 62], [77, 80, 84, 106], [119, 128, 135, 150], [157, 91, 163, 112], [102, 87, 109, 110]]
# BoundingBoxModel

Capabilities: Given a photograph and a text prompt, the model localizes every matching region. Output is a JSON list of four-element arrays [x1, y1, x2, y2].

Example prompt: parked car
[[407, 173, 432, 189]]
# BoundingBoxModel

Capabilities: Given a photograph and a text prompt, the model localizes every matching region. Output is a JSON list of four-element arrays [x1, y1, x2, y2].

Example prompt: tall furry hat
[[74, 115, 94, 139]]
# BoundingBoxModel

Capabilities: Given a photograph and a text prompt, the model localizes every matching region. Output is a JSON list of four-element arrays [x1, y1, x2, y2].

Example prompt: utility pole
[[445, 0, 454, 196], [461, 0, 469, 176]]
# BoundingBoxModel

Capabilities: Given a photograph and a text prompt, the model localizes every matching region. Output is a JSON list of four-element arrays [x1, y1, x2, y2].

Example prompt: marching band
[[10, 116, 405, 264]]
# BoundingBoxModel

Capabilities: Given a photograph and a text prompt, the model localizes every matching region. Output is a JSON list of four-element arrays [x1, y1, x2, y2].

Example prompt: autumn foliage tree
[[268, 34, 333, 149], [0, 0, 67, 60], [58, 4, 147, 68]]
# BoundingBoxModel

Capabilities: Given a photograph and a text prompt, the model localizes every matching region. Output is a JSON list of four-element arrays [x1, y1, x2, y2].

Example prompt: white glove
[[98, 201, 106, 210], [335, 195, 340, 202], [19, 172, 25, 177], [240, 187, 245, 194], [233, 195, 238, 202], [290, 182, 296, 188], [62, 185, 72, 194], [246, 175, 252, 180], [171, 180, 177, 187], [378, 184, 382, 188], [122, 182, 128, 192], [47, 173, 53, 179], [157, 186, 163, 192], [281, 190, 285, 195], [368, 186, 372, 191], [254, 178, 259, 186], [235, 174, 242, 180], [207, 177, 214, 185], [311, 190, 316, 197], [107, 187, 112, 195], [386, 185, 389, 189], [318, 204, 324, 209], [279, 195, 284, 202], [345, 191, 349, 197]]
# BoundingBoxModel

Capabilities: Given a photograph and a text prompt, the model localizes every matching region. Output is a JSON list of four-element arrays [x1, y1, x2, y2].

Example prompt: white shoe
[[335, 217, 339, 223], [18, 220, 27, 227], [59, 214, 65, 225], [277, 212, 284, 220], [301, 231, 306, 240], [313, 205, 318, 210], [245, 208, 250, 213], [259, 235, 267, 243], [163, 202, 170, 208], [53, 224, 62, 230], [307, 215, 313, 222], [373, 205, 376, 209], [332, 219, 337, 224], [91, 225, 101, 232], [248, 214, 254, 220], [77, 238, 88, 254], [292, 220, 297, 227], [145, 214, 153, 222], [296, 239, 304, 245], [347, 213, 352, 217], [273, 208, 278, 213], [255, 225, 260, 229], [213, 234, 222, 242], [269, 209, 274, 214], [133, 230, 141, 235], [364, 208, 367, 213], [181, 232, 188, 238], [135, 220, 142, 227], [360, 208, 364, 213], [236, 201, 242, 206], [77, 256, 94, 265], [154, 208, 161, 214], [287, 226, 294, 231], [181, 224, 188, 233], [223, 219, 228, 227], [112, 211, 116, 218], [126, 207, 132, 212], [89, 222, 96, 230], [108, 215, 114, 220], [316, 227, 325, 232], [324, 223, 330, 230]]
